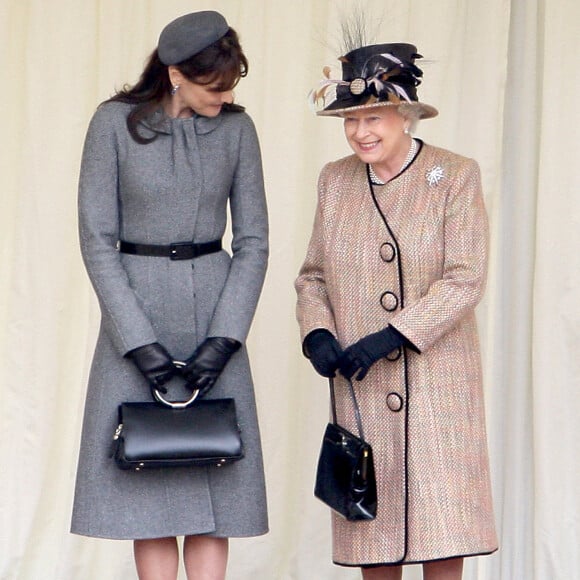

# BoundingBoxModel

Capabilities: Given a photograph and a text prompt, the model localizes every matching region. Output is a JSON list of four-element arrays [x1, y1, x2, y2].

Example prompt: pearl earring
[[404, 126, 410, 135], [171, 85, 180, 96]]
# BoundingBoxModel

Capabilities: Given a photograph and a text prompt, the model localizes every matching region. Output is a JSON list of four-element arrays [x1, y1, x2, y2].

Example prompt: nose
[[353, 119, 369, 140], [221, 90, 234, 104]]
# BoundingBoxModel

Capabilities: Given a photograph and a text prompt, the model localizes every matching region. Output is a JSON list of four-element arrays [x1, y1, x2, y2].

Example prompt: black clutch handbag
[[314, 378, 377, 521], [112, 370, 244, 471]]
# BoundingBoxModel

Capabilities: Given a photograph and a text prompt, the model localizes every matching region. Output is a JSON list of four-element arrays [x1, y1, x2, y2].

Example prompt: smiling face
[[342, 106, 411, 175]]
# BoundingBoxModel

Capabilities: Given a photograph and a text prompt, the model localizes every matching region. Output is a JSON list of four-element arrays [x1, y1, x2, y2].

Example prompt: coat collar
[[138, 106, 224, 136]]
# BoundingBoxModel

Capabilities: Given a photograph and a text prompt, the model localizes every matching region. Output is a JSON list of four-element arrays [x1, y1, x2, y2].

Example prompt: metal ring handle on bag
[[152, 360, 201, 409]]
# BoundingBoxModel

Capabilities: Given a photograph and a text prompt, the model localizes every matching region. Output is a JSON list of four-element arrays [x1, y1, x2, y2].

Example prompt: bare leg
[[134, 537, 179, 580], [361, 565, 403, 580], [183, 535, 229, 580], [423, 557, 464, 580]]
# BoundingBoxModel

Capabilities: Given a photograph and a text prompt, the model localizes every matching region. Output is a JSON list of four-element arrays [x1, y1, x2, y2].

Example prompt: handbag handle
[[329, 377, 366, 440], [151, 361, 201, 409]]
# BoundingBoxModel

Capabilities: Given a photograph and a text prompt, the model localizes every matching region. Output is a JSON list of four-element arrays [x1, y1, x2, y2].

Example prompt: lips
[[358, 141, 380, 152]]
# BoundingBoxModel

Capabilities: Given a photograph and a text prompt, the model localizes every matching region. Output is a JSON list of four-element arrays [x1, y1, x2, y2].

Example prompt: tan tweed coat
[[296, 142, 498, 566]]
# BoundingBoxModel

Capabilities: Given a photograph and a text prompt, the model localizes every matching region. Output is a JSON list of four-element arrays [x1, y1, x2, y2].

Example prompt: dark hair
[[108, 28, 248, 143]]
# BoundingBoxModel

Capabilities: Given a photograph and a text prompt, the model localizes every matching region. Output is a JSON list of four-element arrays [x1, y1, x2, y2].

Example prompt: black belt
[[118, 239, 222, 260]]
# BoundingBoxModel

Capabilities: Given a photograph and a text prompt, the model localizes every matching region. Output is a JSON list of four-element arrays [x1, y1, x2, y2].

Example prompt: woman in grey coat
[[71, 11, 268, 580]]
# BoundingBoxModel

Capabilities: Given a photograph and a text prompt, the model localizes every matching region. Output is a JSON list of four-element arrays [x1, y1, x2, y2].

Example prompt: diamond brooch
[[426, 165, 444, 186]]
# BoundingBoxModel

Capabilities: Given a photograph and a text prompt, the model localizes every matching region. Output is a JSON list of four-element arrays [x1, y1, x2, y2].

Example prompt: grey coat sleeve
[[207, 115, 269, 343], [78, 105, 158, 355]]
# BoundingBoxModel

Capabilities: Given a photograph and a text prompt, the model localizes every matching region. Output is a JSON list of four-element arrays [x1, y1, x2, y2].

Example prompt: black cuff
[[302, 328, 335, 358]]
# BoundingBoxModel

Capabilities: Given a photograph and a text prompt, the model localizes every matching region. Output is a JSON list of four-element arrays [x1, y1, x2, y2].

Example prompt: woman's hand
[[303, 329, 343, 378], [126, 342, 177, 393], [338, 326, 405, 381], [183, 337, 241, 395]]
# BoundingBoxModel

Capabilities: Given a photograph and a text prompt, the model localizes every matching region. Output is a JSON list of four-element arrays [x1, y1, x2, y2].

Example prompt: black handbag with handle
[[112, 365, 244, 470], [314, 378, 377, 521]]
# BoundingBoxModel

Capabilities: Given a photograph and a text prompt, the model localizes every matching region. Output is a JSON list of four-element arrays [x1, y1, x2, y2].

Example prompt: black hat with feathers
[[312, 42, 437, 119]]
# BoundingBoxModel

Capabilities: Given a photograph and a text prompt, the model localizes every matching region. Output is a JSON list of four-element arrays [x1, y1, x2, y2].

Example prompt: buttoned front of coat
[[71, 102, 269, 540], [296, 143, 497, 565]]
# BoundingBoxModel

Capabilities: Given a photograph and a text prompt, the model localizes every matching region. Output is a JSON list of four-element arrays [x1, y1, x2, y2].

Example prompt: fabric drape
[[0, 0, 578, 578]]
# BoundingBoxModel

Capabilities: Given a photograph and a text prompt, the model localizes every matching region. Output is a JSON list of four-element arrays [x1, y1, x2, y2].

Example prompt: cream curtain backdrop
[[0, 0, 578, 578]]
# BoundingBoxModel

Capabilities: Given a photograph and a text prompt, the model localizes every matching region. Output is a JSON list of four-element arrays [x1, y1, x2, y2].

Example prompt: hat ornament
[[310, 51, 424, 111]]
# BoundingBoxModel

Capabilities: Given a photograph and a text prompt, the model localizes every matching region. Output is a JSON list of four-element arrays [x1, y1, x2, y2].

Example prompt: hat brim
[[317, 100, 438, 119]]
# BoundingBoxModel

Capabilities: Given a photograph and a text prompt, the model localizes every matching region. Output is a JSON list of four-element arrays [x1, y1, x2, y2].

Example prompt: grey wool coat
[[71, 101, 269, 540]]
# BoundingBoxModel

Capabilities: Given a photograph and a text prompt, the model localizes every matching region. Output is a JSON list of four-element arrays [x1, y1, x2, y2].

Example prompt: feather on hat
[[311, 42, 438, 119]]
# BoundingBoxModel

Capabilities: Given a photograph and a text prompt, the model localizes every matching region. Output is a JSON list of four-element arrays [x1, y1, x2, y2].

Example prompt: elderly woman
[[71, 11, 268, 580], [295, 42, 498, 579]]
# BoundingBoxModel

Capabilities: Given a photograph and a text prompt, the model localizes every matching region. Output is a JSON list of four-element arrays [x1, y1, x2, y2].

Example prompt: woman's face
[[176, 77, 234, 117], [168, 67, 235, 118], [343, 107, 409, 168]]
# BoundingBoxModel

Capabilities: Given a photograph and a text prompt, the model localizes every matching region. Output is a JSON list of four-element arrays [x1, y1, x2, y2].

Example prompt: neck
[[163, 95, 194, 119], [371, 136, 414, 182]]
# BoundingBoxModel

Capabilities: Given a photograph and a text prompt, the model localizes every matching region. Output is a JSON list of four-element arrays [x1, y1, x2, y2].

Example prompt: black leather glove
[[338, 326, 405, 381], [183, 337, 241, 395], [303, 329, 343, 378], [126, 342, 177, 393]]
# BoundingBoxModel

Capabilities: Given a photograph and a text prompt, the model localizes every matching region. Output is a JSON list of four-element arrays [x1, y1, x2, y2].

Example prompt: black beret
[[158, 11, 229, 65]]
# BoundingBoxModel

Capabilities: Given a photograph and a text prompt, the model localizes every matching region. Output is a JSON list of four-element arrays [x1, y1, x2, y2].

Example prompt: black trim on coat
[[366, 165, 410, 564], [334, 547, 499, 568]]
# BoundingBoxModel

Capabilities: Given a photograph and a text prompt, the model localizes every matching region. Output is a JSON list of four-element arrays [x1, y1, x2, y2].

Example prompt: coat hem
[[333, 546, 499, 568], [70, 526, 269, 541]]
